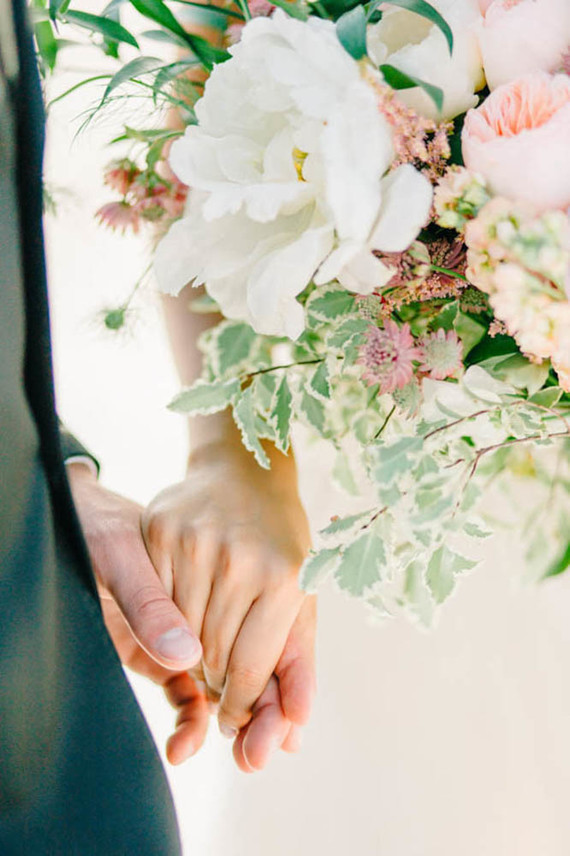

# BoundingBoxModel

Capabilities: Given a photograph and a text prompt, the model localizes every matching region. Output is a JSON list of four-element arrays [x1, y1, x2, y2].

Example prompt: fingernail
[[155, 628, 201, 662], [219, 723, 238, 739]]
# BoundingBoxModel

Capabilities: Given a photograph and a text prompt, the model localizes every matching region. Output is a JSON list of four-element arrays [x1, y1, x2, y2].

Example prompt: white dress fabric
[[204, 431, 570, 856]]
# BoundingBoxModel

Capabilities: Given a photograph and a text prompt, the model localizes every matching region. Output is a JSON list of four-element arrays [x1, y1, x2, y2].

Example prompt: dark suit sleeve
[[58, 421, 101, 476]]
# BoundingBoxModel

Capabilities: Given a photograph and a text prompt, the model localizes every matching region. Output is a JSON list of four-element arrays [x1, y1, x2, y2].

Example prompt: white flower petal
[[322, 81, 394, 244], [369, 164, 433, 253]]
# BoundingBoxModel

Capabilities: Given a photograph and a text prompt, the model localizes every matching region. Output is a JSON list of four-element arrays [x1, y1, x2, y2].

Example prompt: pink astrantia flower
[[359, 321, 421, 394], [419, 328, 464, 380], [96, 201, 140, 234]]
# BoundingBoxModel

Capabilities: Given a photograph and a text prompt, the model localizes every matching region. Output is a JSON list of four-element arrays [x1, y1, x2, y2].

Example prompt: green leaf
[[168, 378, 240, 415], [273, 376, 293, 453], [332, 450, 359, 496], [152, 59, 200, 100], [404, 559, 436, 627], [299, 389, 326, 434], [213, 320, 257, 377], [233, 386, 271, 469], [102, 56, 164, 100], [464, 520, 492, 539], [454, 311, 486, 358], [170, 0, 245, 20], [63, 10, 139, 47], [384, 0, 453, 54], [372, 436, 423, 484], [426, 545, 477, 604], [543, 541, 570, 579], [379, 64, 443, 113], [432, 301, 458, 332], [188, 293, 220, 314], [269, 0, 309, 20], [326, 317, 369, 349], [129, 0, 229, 67], [530, 386, 563, 408], [49, 0, 69, 20], [334, 532, 385, 596], [336, 5, 368, 60], [140, 28, 189, 48], [320, 509, 376, 540], [34, 20, 58, 71], [307, 286, 357, 322], [465, 333, 518, 367], [300, 548, 342, 592], [309, 361, 331, 400]]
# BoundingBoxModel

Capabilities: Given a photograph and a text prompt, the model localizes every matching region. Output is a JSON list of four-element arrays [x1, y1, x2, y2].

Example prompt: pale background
[[44, 26, 570, 856]]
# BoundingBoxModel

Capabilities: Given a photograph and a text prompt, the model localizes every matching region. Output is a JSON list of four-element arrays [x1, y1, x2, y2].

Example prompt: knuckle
[[202, 649, 227, 683], [143, 512, 174, 550], [129, 584, 171, 622], [227, 662, 265, 694]]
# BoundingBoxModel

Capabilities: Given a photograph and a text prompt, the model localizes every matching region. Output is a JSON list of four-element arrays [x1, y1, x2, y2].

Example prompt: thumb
[[104, 533, 202, 670]]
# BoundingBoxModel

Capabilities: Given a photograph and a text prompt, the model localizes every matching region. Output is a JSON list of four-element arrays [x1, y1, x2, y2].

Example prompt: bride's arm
[[145, 287, 317, 772]]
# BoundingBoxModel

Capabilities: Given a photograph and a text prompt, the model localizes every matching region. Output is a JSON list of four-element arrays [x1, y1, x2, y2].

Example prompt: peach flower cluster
[[465, 197, 570, 387]]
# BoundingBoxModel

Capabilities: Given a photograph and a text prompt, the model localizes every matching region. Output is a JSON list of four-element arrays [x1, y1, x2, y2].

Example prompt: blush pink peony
[[462, 73, 570, 212], [477, 0, 570, 90]]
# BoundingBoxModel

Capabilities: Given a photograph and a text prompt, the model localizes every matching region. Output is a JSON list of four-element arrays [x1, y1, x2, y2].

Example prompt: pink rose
[[462, 73, 570, 211], [478, 0, 570, 90]]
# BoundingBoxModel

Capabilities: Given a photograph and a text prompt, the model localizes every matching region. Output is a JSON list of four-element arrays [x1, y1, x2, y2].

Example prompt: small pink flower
[[359, 320, 421, 395], [103, 159, 140, 197], [227, 0, 274, 44], [418, 329, 463, 380], [96, 201, 140, 234]]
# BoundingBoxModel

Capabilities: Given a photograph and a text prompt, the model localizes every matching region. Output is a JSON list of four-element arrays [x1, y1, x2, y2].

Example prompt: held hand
[[67, 463, 209, 762], [142, 439, 316, 746]]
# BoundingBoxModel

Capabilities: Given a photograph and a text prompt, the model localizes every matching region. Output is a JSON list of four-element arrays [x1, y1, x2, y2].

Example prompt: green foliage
[[169, 378, 240, 415], [233, 386, 271, 468], [334, 531, 385, 596], [426, 545, 477, 604], [63, 9, 139, 46], [306, 285, 357, 322], [379, 64, 443, 113], [273, 376, 293, 453], [336, 5, 367, 60], [300, 547, 342, 592]]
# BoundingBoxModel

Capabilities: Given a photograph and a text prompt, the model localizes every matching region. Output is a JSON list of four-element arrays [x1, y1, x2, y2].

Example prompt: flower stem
[[430, 265, 468, 282]]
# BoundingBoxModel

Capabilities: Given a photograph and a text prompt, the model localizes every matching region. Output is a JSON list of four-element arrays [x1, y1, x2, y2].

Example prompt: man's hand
[[142, 439, 317, 751], [67, 462, 210, 762]]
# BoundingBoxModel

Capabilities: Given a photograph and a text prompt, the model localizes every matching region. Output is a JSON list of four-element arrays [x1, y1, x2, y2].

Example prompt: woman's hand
[[142, 438, 317, 748]]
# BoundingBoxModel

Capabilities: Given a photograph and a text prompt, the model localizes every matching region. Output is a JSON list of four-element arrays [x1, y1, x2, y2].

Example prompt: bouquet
[[41, 0, 570, 624]]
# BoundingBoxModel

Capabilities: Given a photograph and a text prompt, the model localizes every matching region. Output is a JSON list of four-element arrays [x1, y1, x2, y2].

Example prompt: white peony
[[155, 11, 432, 338], [367, 0, 485, 121]]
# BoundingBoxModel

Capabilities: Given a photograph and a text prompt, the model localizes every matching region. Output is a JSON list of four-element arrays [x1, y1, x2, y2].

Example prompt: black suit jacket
[[0, 3, 181, 852]]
